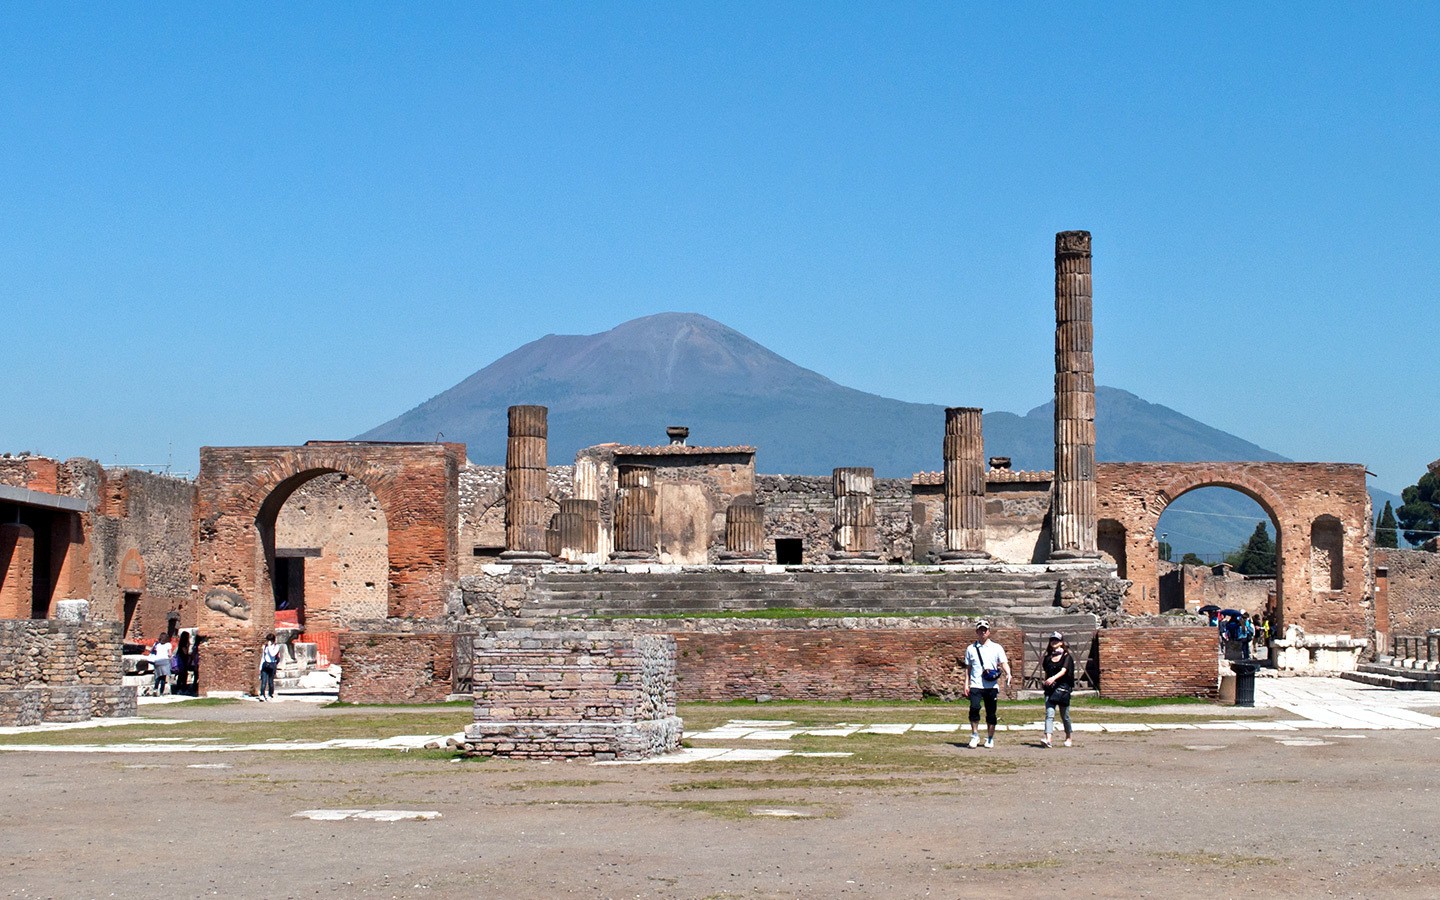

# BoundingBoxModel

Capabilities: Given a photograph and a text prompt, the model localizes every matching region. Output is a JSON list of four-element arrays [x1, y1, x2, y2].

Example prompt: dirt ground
[[2, 700, 1437, 899]]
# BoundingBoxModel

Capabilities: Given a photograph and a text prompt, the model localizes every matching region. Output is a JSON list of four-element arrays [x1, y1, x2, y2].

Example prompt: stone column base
[[939, 550, 991, 566], [827, 552, 883, 565], [716, 552, 768, 565], [463, 717, 683, 761], [609, 551, 657, 562], [499, 550, 554, 563]]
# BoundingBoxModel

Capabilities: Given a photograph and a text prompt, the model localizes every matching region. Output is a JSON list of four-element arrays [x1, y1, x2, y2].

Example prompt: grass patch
[[949, 858, 1060, 871], [157, 697, 242, 707], [323, 699, 473, 709], [506, 779, 616, 791], [0, 708, 473, 747], [648, 799, 830, 820], [670, 776, 939, 792], [598, 608, 974, 621], [1152, 851, 1280, 867]]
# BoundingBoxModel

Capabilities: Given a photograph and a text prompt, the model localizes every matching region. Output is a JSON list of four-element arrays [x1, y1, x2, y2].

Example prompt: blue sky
[[2, 3, 1435, 493]]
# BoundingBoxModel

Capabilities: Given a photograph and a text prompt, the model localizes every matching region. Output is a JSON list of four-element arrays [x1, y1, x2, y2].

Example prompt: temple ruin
[[0, 231, 1401, 747]]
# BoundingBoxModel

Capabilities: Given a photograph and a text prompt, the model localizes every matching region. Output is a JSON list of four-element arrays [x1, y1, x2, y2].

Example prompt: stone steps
[[1341, 670, 1428, 690], [526, 569, 1064, 619]]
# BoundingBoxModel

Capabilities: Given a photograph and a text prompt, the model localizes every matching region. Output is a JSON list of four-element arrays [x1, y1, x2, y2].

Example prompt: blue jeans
[[259, 664, 276, 698], [1045, 697, 1072, 737]]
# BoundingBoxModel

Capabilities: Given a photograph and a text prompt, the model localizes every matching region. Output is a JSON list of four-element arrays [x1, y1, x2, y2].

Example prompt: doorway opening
[[774, 538, 803, 565]]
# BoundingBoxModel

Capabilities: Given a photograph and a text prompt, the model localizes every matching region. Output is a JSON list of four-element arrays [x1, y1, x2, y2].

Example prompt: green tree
[[1180, 552, 1207, 566], [1398, 471, 1440, 548], [1229, 522, 1276, 575], [1158, 540, 1172, 562], [1376, 501, 1400, 549]]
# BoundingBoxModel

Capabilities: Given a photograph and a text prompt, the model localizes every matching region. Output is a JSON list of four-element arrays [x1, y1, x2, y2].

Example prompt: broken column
[[1051, 230, 1100, 561], [555, 499, 600, 563], [610, 465, 657, 562], [718, 495, 767, 564], [941, 406, 990, 562], [502, 405, 553, 562], [828, 467, 882, 564]]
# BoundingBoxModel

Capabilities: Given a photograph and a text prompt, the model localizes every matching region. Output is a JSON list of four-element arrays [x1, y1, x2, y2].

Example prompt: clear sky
[[2, 3, 1435, 493]]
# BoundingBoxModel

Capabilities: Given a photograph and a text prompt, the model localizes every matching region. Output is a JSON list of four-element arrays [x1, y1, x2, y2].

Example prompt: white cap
[[975, 619, 990, 630], [1049, 631, 1063, 640]]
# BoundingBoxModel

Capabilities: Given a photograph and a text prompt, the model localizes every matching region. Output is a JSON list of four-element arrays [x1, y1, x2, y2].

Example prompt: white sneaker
[[1063, 738, 1073, 748], [1041, 736, 1051, 748], [984, 738, 995, 749], [967, 733, 980, 748]]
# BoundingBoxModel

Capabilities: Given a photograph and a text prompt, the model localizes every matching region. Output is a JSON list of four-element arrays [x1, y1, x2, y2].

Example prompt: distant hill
[[360, 312, 1393, 557]]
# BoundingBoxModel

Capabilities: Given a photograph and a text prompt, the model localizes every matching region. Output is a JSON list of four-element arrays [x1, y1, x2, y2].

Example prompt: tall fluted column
[[828, 467, 882, 564], [556, 499, 600, 563], [610, 465, 657, 562], [1051, 231, 1100, 560], [502, 405, 553, 562], [941, 407, 990, 561], [718, 495, 766, 564]]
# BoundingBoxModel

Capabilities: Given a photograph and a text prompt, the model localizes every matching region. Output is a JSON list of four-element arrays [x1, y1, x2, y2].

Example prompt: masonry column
[[941, 407, 990, 562], [502, 405, 553, 562], [610, 465, 657, 562], [556, 499, 600, 564], [1050, 230, 1100, 561], [718, 495, 767, 564], [829, 467, 882, 564]]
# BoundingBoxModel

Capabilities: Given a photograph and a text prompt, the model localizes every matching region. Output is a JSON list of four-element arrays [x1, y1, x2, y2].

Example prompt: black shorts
[[968, 687, 999, 725]]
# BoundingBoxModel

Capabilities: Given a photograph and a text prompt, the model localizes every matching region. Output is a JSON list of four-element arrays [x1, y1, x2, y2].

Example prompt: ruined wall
[[913, 471, 1052, 564], [336, 632, 455, 704], [1097, 627, 1218, 699], [756, 475, 912, 564], [274, 473, 388, 628], [1376, 549, 1440, 636], [464, 631, 682, 760], [657, 620, 1022, 702], [1096, 462, 1372, 634], [458, 464, 573, 576], [87, 468, 196, 642], [0, 620, 136, 724]]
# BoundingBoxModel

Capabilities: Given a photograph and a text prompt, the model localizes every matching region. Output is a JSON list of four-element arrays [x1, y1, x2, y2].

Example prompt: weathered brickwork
[[1376, 549, 1440, 637], [275, 473, 389, 628], [1097, 627, 1218, 699], [464, 631, 682, 760], [756, 475, 913, 565], [336, 632, 455, 704], [661, 621, 1023, 702], [88, 468, 196, 642], [195, 442, 464, 691], [458, 464, 574, 576], [0, 619, 134, 725], [1095, 462, 1372, 635]]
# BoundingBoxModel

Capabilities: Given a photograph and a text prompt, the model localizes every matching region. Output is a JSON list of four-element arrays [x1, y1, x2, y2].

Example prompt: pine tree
[[1398, 471, 1440, 548], [1232, 522, 1276, 575], [1376, 501, 1399, 549]]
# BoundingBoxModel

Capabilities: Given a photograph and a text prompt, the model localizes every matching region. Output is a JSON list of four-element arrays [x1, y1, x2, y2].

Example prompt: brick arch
[[1096, 462, 1371, 635], [195, 442, 465, 692], [118, 548, 145, 593]]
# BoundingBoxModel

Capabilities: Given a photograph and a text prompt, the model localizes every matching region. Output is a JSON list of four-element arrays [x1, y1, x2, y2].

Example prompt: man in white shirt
[[962, 620, 1012, 748]]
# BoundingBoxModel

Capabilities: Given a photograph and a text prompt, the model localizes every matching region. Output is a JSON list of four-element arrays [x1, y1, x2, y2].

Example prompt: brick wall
[[0, 619, 135, 725], [668, 623, 1022, 701], [1098, 627, 1218, 699], [336, 632, 455, 704], [757, 475, 914, 564], [464, 630, 681, 760], [1377, 548, 1440, 636]]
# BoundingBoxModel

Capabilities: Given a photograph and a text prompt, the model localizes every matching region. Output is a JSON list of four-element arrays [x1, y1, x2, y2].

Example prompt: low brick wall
[[0, 620, 135, 723], [336, 632, 455, 704], [464, 631, 682, 760], [1098, 627, 1218, 699], [667, 623, 1023, 702], [198, 633, 259, 698]]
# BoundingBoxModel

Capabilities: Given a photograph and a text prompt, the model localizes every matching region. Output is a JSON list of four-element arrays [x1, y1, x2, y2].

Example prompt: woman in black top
[[1042, 632, 1075, 748]]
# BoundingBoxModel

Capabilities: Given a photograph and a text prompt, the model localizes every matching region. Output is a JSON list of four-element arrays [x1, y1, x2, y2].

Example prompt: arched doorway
[[1155, 486, 1280, 625]]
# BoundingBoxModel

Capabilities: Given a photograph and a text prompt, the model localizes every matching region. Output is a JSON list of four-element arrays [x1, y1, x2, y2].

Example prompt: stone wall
[[0, 619, 136, 725], [458, 464, 574, 576], [757, 475, 913, 564], [621, 618, 1023, 701], [1097, 627, 1218, 699], [1376, 549, 1440, 637], [464, 630, 682, 760], [336, 632, 455, 704], [274, 473, 389, 628], [89, 467, 196, 642]]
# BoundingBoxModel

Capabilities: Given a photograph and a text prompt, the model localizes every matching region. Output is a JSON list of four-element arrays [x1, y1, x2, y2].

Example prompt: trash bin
[[1232, 661, 1259, 707]]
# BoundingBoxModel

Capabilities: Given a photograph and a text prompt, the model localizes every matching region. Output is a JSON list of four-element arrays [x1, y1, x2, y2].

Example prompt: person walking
[[149, 634, 172, 696], [962, 620, 1011, 749], [171, 632, 192, 695], [258, 633, 280, 701], [1041, 632, 1075, 748]]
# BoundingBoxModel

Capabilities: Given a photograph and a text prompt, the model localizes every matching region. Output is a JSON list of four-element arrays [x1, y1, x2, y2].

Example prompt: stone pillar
[[556, 499, 600, 563], [611, 465, 657, 562], [828, 467, 882, 564], [0, 524, 36, 619], [1051, 230, 1100, 561], [502, 405, 553, 562], [718, 495, 766, 564], [941, 407, 990, 562]]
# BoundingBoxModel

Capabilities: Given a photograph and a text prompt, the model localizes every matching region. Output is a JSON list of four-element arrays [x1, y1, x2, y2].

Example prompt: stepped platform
[[1342, 661, 1439, 691], [522, 564, 1083, 620]]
